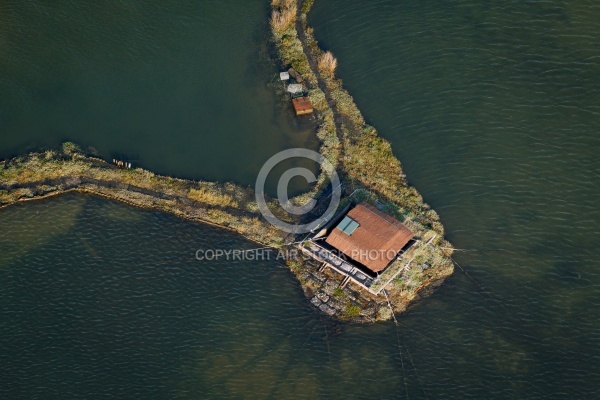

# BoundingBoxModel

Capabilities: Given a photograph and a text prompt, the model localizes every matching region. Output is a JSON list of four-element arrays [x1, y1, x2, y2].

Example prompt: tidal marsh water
[[1, 0, 600, 398], [0, 0, 317, 184]]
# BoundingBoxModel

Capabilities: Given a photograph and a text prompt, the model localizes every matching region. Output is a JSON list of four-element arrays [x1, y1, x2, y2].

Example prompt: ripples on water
[[0, 0, 318, 185], [310, 0, 600, 397], [0, 195, 416, 398], [1, 0, 600, 398]]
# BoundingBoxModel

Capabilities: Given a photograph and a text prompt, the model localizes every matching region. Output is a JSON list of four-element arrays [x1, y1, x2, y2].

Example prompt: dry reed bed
[[0, 0, 454, 321], [0, 144, 285, 247], [271, 0, 454, 311]]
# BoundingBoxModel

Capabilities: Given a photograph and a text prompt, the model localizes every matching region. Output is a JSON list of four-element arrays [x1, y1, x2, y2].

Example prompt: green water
[[0, 194, 412, 398], [2, 0, 600, 398], [310, 0, 600, 397], [0, 0, 317, 184]]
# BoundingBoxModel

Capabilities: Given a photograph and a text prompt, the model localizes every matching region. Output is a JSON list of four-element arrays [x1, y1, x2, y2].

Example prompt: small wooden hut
[[292, 97, 313, 116]]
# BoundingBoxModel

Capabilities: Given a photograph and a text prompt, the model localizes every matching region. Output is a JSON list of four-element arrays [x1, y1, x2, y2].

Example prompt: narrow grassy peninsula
[[0, 0, 454, 323], [0, 143, 285, 247], [270, 0, 454, 319]]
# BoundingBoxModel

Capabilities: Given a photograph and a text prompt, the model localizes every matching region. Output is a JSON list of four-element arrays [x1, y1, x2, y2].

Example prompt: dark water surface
[[0, 194, 410, 399], [310, 0, 600, 397], [1, 0, 600, 398], [0, 0, 317, 184]]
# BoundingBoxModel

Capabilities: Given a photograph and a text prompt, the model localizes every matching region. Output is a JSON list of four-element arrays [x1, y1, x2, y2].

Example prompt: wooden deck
[[299, 241, 375, 293]]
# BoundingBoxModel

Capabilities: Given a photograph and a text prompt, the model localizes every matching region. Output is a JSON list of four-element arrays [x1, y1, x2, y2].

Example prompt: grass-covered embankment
[[270, 0, 454, 313], [0, 0, 455, 322], [0, 143, 286, 247]]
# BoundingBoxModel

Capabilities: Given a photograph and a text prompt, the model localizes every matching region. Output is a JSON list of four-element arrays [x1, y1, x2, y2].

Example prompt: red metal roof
[[325, 203, 414, 273], [292, 97, 313, 115]]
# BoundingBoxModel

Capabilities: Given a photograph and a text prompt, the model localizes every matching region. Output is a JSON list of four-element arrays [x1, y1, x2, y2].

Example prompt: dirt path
[[0, 175, 261, 223], [296, 0, 346, 156]]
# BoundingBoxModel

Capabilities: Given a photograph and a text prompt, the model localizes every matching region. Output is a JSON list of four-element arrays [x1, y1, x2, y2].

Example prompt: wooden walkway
[[299, 240, 375, 293]]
